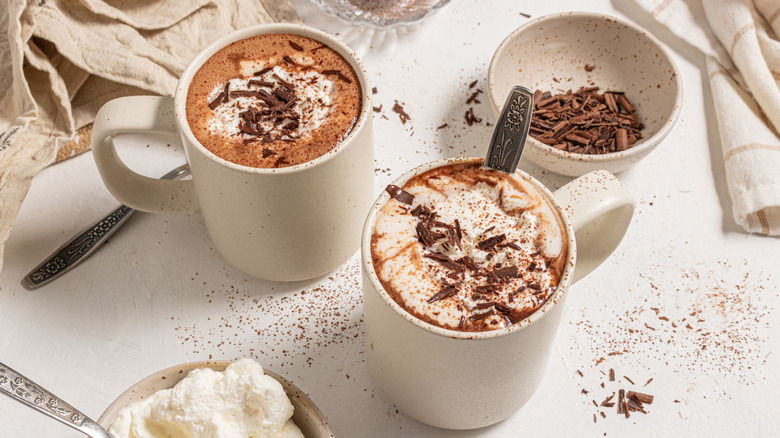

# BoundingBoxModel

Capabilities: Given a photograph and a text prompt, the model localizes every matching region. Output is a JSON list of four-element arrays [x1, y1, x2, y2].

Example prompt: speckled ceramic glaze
[[97, 361, 334, 438], [362, 158, 635, 429], [488, 12, 682, 176]]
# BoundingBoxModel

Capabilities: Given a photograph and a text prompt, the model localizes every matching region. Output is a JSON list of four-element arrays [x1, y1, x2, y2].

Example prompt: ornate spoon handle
[[0, 362, 112, 438], [484, 85, 535, 173], [23, 163, 191, 290]]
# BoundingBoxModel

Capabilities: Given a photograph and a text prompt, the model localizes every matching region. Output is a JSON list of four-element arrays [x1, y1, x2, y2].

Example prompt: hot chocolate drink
[[370, 161, 568, 331], [186, 33, 362, 168]]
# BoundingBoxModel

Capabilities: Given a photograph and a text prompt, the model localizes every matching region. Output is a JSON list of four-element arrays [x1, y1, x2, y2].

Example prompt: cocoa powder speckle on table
[[173, 259, 364, 367], [569, 257, 773, 405]]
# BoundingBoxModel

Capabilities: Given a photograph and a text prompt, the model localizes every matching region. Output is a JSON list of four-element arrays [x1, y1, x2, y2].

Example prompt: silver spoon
[[0, 361, 112, 437], [22, 163, 191, 290], [484, 85, 534, 173]]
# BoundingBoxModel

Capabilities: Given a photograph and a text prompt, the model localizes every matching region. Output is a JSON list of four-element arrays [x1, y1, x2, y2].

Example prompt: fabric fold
[[0, 0, 299, 273], [634, 0, 780, 235]]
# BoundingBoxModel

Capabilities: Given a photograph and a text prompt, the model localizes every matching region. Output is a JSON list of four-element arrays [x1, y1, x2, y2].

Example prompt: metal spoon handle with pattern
[[23, 163, 191, 290], [484, 85, 534, 173], [0, 362, 112, 438]]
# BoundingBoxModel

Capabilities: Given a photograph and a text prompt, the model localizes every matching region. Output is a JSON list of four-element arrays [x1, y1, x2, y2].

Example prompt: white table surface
[[2, 1, 779, 436]]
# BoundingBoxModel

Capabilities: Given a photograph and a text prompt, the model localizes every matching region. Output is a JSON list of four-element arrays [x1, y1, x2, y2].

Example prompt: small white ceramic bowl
[[488, 11, 682, 177], [97, 360, 334, 438]]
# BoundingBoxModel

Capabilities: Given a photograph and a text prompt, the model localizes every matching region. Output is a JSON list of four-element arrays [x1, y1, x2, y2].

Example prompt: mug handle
[[91, 96, 198, 215], [553, 170, 634, 283]]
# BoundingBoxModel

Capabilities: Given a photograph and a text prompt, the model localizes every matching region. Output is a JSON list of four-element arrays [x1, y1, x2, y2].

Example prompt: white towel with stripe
[[635, 0, 780, 235]]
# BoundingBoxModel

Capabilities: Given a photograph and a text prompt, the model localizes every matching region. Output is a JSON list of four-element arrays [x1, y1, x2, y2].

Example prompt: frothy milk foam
[[371, 161, 568, 332], [186, 33, 362, 168]]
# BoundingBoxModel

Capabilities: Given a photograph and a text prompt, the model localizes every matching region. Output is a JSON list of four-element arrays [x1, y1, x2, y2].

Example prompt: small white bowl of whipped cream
[[97, 358, 333, 438]]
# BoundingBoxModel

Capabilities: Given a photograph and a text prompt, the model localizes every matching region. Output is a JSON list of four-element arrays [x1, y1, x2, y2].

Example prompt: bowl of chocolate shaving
[[488, 11, 682, 177]]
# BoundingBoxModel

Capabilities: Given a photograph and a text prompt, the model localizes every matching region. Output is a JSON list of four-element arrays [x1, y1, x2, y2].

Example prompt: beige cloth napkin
[[0, 0, 299, 273], [634, 0, 780, 235]]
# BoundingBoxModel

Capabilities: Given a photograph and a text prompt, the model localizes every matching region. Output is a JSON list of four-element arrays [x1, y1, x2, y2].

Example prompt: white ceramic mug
[[91, 24, 374, 281], [361, 157, 634, 429]]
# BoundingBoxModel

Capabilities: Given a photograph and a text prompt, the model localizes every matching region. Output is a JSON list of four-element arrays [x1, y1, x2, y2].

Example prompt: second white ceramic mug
[[91, 24, 374, 281], [362, 157, 634, 429]]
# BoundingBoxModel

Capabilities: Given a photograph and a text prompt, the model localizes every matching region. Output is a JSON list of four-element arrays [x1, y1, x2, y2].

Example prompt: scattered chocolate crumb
[[609, 368, 615, 381], [392, 102, 411, 124], [372, 87, 377, 94], [373, 105, 383, 113], [644, 378, 653, 387], [466, 88, 483, 105], [437, 123, 449, 130], [584, 64, 595, 72], [519, 11, 531, 18], [464, 107, 482, 126], [576, 369, 584, 377], [624, 375, 635, 385], [469, 80, 478, 89]]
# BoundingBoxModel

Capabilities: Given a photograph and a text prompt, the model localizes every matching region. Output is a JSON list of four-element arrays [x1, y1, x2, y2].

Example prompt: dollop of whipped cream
[[109, 359, 304, 438], [207, 62, 334, 142]]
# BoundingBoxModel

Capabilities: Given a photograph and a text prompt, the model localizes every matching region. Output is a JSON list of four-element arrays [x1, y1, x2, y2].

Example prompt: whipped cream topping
[[109, 359, 303, 438], [371, 162, 568, 331], [206, 64, 334, 142]]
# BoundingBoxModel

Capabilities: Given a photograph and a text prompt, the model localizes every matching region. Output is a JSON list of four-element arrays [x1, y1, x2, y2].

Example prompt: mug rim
[[361, 157, 578, 340], [173, 23, 371, 175]]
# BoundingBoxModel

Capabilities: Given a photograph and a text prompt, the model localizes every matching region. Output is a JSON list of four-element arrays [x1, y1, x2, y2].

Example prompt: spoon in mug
[[484, 85, 535, 173], [0, 361, 113, 437]]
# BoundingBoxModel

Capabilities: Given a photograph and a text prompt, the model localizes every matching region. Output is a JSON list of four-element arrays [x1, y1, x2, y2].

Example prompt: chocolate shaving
[[475, 285, 498, 295], [262, 148, 276, 158], [208, 82, 230, 110], [456, 256, 479, 271], [424, 253, 465, 273], [494, 266, 519, 278], [416, 222, 437, 247], [627, 391, 654, 405], [477, 234, 506, 251], [273, 88, 295, 103], [273, 74, 295, 91], [282, 55, 296, 65], [289, 40, 304, 51], [468, 308, 495, 321], [385, 184, 415, 205], [248, 80, 274, 88], [427, 284, 459, 303], [322, 69, 352, 83], [253, 67, 273, 76]]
